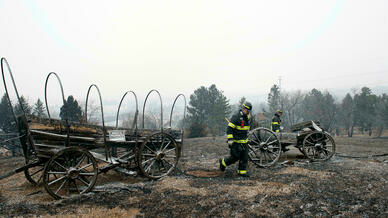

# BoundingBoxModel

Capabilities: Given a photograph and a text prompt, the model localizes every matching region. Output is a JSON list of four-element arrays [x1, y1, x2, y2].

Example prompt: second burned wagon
[[0, 57, 186, 199], [247, 120, 336, 167]]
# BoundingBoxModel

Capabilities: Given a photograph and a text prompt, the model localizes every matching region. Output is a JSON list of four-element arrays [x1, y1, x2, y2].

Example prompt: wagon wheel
[[43, 147, 98, 199], [19, 135, 44, 185], [248, 127, 282, 168], [302, 131, 336, 161], [297, 147, 307, 156], [24, 153, 46, 186], [138, 132, 179, 179]]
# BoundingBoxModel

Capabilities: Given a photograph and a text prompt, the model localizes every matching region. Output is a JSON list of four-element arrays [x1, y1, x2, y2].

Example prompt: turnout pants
[[224, 143, 248, 171]]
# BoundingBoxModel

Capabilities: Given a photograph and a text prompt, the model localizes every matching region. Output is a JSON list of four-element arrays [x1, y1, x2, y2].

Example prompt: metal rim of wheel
[[24, 153, 46, 186], [43, 147, 98, 199], [302, 131, 336, 161], [138, 132, 179, 179], [248, 127, 282, 168]]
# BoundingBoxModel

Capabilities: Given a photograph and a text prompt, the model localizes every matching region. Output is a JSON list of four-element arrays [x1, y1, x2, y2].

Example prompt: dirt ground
[[0, 136, 387, 217]]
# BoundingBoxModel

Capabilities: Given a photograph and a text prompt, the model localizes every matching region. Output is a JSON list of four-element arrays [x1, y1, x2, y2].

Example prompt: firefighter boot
[[237, 170, 250, 177], [219, 158, 226, 172]]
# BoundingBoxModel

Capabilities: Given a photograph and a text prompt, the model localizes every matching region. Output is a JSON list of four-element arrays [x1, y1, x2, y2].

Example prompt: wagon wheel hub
[[67, 167, 80, 179], [315, 143, 323, 149], [156, 151, 165, 160]]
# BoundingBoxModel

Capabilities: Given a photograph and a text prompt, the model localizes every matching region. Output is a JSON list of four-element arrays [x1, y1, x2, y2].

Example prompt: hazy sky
[[1, 0, 388, 109]]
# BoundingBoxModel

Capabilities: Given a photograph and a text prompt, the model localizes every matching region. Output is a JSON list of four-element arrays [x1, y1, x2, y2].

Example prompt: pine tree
[[60, 96, 83, 122], [186, 84, 231, 137], [33, 98, 47, 118], [13, 96, 32, 116], [0, 94, 15, 132]]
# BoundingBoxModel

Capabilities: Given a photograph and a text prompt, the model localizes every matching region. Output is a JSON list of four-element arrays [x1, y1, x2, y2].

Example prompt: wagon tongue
[[0, 160, 42, 180]]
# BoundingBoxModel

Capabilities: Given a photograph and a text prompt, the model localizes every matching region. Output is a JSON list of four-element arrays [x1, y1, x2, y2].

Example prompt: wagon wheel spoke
[[36, 173, 44, 184], [77, 176, 90, 187], [74, 154, 86, 168], [264, 135, 274, 144], [142, 157, 156, 165], [48, 175, 67, 186], [267, 140, 279, 146], [252, 131, 262, 143], [261, 151, 268, 163], [78, 163, 94, 171], [144, 145, 157, 154], [73, 180, 80, 193], [164, 148, 176, 154], [322, 148, 332, 155], [24, 160, 45, 186], [53, 161, 68, 171], [161, 140, 172, 152], [79, 172, 95, 176], [30, 167, 45, 177], [259, 151, 264, 165], [266, 152, 277, 161], [144, 159, 156, 173], [55, 179, 68, 195], [162, 157, 174, 166], [66, 182, 70, 196], [159, 135, 167, 151], [142, 153, 156, 157], [161, 158, 173, 171], [47, 171, 67, 175]]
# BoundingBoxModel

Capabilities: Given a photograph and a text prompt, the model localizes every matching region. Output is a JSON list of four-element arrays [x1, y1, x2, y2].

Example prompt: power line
[[287, 70, 388, 84]]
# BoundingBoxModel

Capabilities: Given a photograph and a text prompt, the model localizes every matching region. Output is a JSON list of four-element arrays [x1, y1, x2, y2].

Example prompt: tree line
[[265, 85, 388, 137], [1, 84, 387, 148], [185, 84, 388, 138]]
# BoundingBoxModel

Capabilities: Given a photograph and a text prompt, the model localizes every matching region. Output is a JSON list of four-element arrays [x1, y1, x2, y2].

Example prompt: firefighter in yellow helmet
[[271, 110, 289, 151], [271, 110, 283, 133], [219, 102, 252, 177]]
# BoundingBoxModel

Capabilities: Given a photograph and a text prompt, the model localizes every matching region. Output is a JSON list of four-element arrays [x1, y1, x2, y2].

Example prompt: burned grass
[[0, 136, 387, 217]]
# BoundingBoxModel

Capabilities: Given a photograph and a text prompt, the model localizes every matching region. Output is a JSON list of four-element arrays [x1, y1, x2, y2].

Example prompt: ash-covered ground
[[0, 136, 387, 217]]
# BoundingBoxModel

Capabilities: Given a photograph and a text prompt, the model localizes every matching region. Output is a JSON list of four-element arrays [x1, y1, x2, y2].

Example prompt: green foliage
[[353, 87, 378, 135], [0, 94, 15, 132], [267, 84, 281, 113], [186, 84, 231, 137], [13, 95, 32, 116], [299, 89, 338, 132], [32, 98, 47, 118], [60, 96, 83, 122], [340, 93, 355, 136]]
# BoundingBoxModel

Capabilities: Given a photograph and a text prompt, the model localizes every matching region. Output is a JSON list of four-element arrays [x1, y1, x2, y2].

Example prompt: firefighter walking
[[271, 110, 283, 132], [219, 102, 252, 177], [271, 109, 289, 151]]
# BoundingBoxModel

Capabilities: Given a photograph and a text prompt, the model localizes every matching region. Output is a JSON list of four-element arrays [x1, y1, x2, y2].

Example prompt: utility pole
[[278, 76, 282, 93], [278, 76, 282, 110]]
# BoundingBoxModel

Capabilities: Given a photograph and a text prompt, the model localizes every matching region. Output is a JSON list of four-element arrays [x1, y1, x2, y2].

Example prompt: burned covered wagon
[[0, 57, 186, 199]]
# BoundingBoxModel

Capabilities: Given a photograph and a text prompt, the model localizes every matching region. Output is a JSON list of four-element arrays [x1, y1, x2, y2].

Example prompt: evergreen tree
[[186, 84, 231, 137], [32, 98, 47, 118], [60, 95, 83, 122], [375, 93, 388, 137], [13, 95, 32, 116], [0, 94, 15, 132], [300, 89, 337, 132], [340, 93, 355, 137], [354, 87, 378, 136], [267, 84, 281, 114]]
